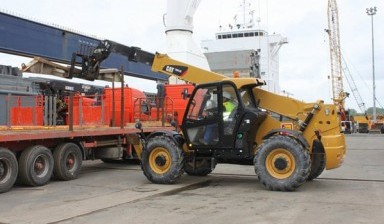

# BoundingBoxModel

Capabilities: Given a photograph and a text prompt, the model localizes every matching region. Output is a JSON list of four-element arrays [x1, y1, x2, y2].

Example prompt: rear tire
[[0, 148, 18, 193], [307, 140, 326, 181], [254, 135, 310, 191], [18, 145, 54, 187], [184, 158, 215, 176], [141, 136, 184, 184], [53, 143, 82, 181], [307, 153, 326, 181]]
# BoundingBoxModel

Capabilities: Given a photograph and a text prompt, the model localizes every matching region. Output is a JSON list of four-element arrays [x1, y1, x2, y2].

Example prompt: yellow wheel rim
[[149, 147, 171, 174], [266, 148, 296, 179]]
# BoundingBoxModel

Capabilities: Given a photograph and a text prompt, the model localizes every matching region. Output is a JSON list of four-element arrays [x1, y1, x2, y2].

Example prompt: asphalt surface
[[0, 134, 383, 224]]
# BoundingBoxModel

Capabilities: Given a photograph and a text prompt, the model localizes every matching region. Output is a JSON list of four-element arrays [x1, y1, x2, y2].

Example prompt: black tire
[[18, 145, 54, 187], [53, 143, 82, 181], [141, 135, 184, 184], [307, 153, 326, 181], [184, 158, 215, 176], [254, 135, 310, 191], [0, 148, 18, 193], [307, 140, 326, 181]]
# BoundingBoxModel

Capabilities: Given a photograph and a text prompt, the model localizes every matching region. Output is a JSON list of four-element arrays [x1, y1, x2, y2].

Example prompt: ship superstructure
[[201, 0, 287, 93]]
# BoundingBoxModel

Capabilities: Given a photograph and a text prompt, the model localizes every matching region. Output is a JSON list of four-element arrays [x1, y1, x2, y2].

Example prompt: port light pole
[[366, 6, 377, 123]]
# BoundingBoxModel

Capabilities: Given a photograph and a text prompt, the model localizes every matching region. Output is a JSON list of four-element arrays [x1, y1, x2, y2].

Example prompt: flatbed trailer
[[0, 125, 172, 146], [0, 61, 194, 193], [0, 123, 174, 194]]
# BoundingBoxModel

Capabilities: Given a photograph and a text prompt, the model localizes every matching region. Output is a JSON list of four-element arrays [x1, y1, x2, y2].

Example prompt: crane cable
[[342, 54, 384, 109]]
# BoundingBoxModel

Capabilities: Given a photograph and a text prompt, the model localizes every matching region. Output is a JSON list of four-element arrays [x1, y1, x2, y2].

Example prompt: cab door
[[181, 83, 242, 149], [220, 84, 241, 148], [182, 85, 220, 146]]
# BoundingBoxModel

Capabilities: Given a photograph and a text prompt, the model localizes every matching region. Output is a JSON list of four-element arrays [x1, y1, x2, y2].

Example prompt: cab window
[[186, 86, 218, 121]]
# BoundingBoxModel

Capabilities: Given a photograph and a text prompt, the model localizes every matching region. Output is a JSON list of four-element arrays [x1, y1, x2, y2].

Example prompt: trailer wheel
[[53, 143, 82, 181], [254, 135, 310, 191], [141, 135, 184, 184], [0, 148, 18, 193], [18, 145, 54, 187], [184, 158, 215, 176]]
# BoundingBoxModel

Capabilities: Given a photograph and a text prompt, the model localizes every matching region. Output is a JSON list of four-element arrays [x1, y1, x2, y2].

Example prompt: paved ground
[[1, 134, 384, 224]]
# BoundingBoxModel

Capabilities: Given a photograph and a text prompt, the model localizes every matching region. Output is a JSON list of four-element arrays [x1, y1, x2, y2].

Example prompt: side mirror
[[170, 120, 178, 132], [182, 88, 190, 100]]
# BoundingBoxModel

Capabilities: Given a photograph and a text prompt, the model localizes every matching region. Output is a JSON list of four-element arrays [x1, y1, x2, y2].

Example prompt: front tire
[[141, 136, 184, 184], [18, 145, 54, 187], [254, 135, 310, 191], [0, 148, 18, 193]]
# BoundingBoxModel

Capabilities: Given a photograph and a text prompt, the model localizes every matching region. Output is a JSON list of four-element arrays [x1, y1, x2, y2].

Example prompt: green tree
[[348, 109, 358, 116], [366, 107, 384, 115]]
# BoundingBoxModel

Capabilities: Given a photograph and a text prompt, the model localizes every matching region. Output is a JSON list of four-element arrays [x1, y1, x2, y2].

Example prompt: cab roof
[[223, 77, 265, 89]]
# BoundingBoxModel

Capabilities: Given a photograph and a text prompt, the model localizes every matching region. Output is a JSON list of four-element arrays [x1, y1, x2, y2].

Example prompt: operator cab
[[181, 81, 266, 162]]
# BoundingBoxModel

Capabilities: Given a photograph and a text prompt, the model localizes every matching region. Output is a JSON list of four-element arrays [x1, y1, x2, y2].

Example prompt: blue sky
[[0, 0, 383, 111]]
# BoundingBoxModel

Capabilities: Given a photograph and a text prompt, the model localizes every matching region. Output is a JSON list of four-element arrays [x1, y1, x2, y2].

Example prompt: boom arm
[[71, 39, 225, 84], [69, 40, 156, 81], [150, 53, 227, 84]]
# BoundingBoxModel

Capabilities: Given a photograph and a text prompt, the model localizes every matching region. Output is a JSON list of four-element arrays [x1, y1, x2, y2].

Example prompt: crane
[[326, 0, 370, 133], [326, 0, 369, 115], [326, 0, 348, 121]]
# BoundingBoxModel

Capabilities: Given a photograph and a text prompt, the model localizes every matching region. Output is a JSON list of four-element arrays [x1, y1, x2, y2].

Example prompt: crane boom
[[327, 0, 347, 120], [327, 0, 367, 118]]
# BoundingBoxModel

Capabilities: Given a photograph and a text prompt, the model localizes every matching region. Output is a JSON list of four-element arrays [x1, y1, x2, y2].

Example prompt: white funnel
[[165, 0, 210, 83]]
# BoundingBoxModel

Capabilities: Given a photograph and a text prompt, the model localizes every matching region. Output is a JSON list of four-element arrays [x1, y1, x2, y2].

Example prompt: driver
[[200, 91, 236, 145], [223, 91, 236, 121]]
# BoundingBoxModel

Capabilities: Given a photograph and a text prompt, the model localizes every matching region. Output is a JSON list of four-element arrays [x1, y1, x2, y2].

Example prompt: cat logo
[[162, 65, 188, 76]]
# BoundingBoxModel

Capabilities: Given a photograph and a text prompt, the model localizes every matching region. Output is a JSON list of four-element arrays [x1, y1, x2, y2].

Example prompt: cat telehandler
[[131, 52, 346, 191], [76, 40, 346, 191]]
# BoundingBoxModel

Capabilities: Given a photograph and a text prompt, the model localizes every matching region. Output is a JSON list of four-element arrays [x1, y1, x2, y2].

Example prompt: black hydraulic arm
[[69, 40, 155, 81]]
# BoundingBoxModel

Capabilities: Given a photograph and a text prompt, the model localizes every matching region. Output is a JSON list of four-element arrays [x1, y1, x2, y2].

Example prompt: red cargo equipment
[[9, 95, 44, 126], [164, 84, 194, 125], [67, 94, 107, 126], [104, 86, 146, 126]]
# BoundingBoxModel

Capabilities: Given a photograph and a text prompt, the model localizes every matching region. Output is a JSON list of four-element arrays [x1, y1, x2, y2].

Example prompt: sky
[[0, 0, 383, 112]]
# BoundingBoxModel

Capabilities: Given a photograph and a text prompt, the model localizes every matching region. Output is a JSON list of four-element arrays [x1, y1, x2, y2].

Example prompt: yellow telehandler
[[73, 40, 346, 191], [131, 52, 346, 191]]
